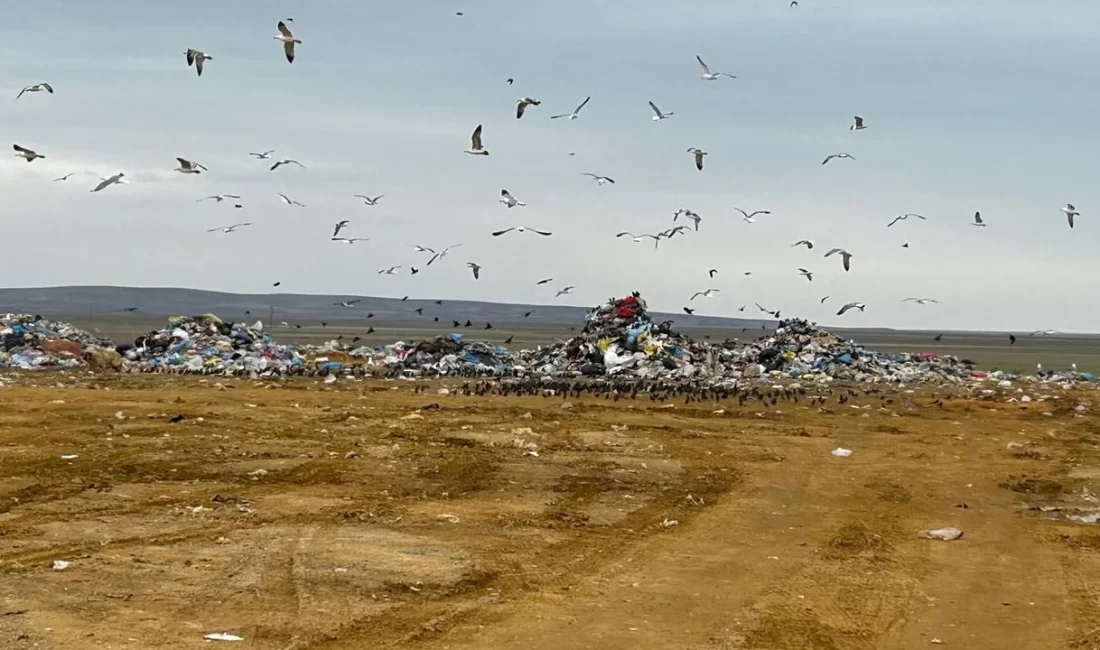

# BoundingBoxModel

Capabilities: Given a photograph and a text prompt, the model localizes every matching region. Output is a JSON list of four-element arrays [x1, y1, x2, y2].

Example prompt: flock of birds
[[7, 11, 1084, 336]]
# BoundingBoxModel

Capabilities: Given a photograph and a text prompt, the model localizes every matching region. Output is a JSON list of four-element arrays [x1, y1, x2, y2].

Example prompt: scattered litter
[[831, 448, 853, 458], [437, 514, 460, 523], [51, 560, 70, 570], [204, 633, 244, 642], [60, 454, 78, 460], [918, 527, 964, 541], [660, 518, 679, 528]]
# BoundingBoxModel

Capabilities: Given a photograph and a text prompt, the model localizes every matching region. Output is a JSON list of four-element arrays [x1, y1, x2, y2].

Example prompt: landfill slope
[[0, 376, 1097, 649]]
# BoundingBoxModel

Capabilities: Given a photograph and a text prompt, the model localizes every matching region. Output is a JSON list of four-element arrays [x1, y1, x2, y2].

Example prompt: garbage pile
[[0, 314, 113, 370]]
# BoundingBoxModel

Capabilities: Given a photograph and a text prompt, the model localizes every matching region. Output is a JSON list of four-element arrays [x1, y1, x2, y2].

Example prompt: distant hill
[[0, 285, 780, 329]]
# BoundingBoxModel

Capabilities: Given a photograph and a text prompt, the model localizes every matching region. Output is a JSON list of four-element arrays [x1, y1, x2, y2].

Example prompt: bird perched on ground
[[1062, 203, 1080, 228], [934, 333, 942, 341], [16, 82, 53, 99], [464, 124, 489, 155], [354, 194, 383, 205], [466, 262, 481, 279], [197, 194, 241, 203], [516, 97, 540, 119], [903, 297, 939, 305], [175, 157, 207, 174], [500, 189, 525, 208], [582, 173, 614, 185], [551, 96, 591, 120], [886, 213, 926, 227], [270, 159, 305, 171], [836, 302, 866, 316], [648, 101, 673, 121], [824, 248, 853, 271], [332, 220, 350, 237], [696, 55, 736, 80], [249, 150, 275, 159], [492, 226, 552, 237], [791, 239, 814, 249], [850, 116, 867, 131], [13, 144, 43, 162], [207, 223, 252, 233], [798, 268, 814, 282], [185, 49, 212, 76], [691, 289, 719, 300], [687, 148, 707, 171], [90, 173, 124, 193], [277, 193, 304, 206], [822, 153, 855, 165], [971, 211, 986, 227], [555, 286, 575, 297], [274, 21, 301, 63]]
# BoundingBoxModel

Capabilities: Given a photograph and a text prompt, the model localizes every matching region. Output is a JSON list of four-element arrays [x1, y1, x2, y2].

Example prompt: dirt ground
[[2, 376, 1100, 649]]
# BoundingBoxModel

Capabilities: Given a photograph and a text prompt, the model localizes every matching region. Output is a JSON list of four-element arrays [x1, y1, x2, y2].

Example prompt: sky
[[1, 0, 1098, 332]]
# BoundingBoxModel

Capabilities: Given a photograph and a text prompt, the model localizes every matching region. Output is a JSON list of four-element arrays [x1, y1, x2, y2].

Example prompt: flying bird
[[90, 173, 124, 192], [836, 302, 866, 316], [464, 124, 489, 155], [824, 248, 853, 271], [378, 266, 401, 275], [16, 82, 53, 99], [687, 148, 707, 171], [500, 189, 526, 208], [708, 269, 718, 278], [332, 220, 350, 237], [466, 262, 482, 279], [682, 307, 695, 315], [615, 231, 662, 248], [820, 296, 830, 304], [174, 157, 207, 174], [734, 208, 771, 221], [582, 173, 615, 185], [903, 298, 939, 305], [331, 237, 368, 244], [277, 192, 304, 206], [791, 239, 814, 249], [673, 209, 702, 231], [13, 144, 43, 162], [185, 48, 212, 76], [1009, 334, 1017, 345], [551, 96, 591, 120], [492, 226, 552, 237], [648, 101, 674, 121], [334, 300, 361, 308], [537, 278, 553, 285], [506, 78, 513, 84], [53, 172, 75, 182], [516, 97, 541, 119], [555, 286, 575, 297], [822, 153, 855, 165], [971, 211, 986, 227], [1062, 203, 1080, 229], [207, 222, 252, 233], [798, 268, 814, 282], [696, 55, 736, 80], [886, 213, 926, 227], [426, 244, 462, 266], [197, 194, 241, 203], [353, 194, 384, 206], [849, 116, 866, 131], [270, 159, 305, 171], [249, 150, 275, 159], [274, 21, 301, 63], [690, 289, 720, 300]]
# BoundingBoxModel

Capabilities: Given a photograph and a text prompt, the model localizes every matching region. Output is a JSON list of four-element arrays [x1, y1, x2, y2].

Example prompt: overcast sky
[[1, 0, 1097, 331]]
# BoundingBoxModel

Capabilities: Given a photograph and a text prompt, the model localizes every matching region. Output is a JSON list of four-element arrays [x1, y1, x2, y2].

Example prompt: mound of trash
[[0, 314, 114, 370]]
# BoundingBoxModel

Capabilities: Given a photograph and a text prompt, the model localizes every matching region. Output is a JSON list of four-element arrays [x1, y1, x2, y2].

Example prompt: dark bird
[[504, 335, 513, 344], [934, 333, 943, 341], [523, 310, 534, 318], [415, 308, 424, 315], [1009, 334, 1017, 345], [683, 307, 695, 315], [367, 326, 375, 334], [122, 307, 139, 312], [434, 300, 443, 305], [401, 296, 409, 302], [410, 267, 419, 274], [433, 317, 439, 322], [273, 281, 281, 287], [484, 322, 493, 330], [537, 278, 553, 285], [506, 78, 514, 85], [453, 320, 460, 327], [464, 320, 472, 327], [708, 268, 718, 278], [367, 312, 375, 319]]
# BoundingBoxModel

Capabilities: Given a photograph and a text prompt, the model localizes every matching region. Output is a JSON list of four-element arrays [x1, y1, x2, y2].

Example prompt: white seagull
[[466, 262, 482, 279], [332, 220, 350, 237], [277, 192, 304, 206], [90, 173, 125, 192], [464, 124, 489, 155], [822, 153, 855, 165], [734, 208, 771, 221], [500, 189, 526, 208], [903, 298, 939, 305], [174, 157, 207, 174], [378, 266, 402, 275], [274, 21, 301, 63], [971, 211, 986, 227], [492, 226, 552, 237], [334, 300, 362, 308], [791, 239, 814, 249], [849, 116, 867, 131], [798, 268, 814, 282], [696, 55, 736, 80], [516, 97, 541, 119], [354, 194, 384, 205], [648, 101, 674, 121], [836, 302, 866, 316], [824, 248, 853, 271], [270, 159, 305, 171], [426, 244, 462, 266], [886, 213, 926, 227], [673, 209, 702, 231], [185, 49, 212, 76], [13, 144, 43, 162], [249, 150, 275, 159], [551, 96, 591, 120], [1062, 203, 1080, 229], [207, 222, 252, 233], [555, 286, 575, 297], [616, 231, 663, 248], [16, 82, 53, 99], [53, 172, 75, 182], [197, 194, 241, 203], [690, 288, 720, 300], [687, 147, 707, 171], [331, 237, 368, 244], [582, 173, 615, 185]]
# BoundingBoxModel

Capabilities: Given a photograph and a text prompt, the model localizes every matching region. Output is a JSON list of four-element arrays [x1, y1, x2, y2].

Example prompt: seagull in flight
[[334, 300, 361, 308], [886, 213, 926, 227], [492, 226, 552, 237], [426, 244, 462, 266], [537, 278, 553, 285], [90, 173, 125, 192], [466, 262, 482, 279], [824, 248, 853, 271], [197, 194, 241, 203], [464, 124, 489, 155], [551, 96, 591, 120], [331, 237, 367, 244], [555, 286, 575, 297], [682, 307, 696, 315], [616, 231, 662, 248], [798, 268, 814, 282], [185, 48, 212, 76], [696, 55, 736, 80], [690, 288, 720, 300], [274, 21, 301, 63], [378, 266, 402, 275], [673, 209, 702, 231], [16, 82, 53, 99], [53, 172, 75, 182], [207, 222, 252, 233], [903, 298, 939, 305], [971, 211, 986, 227], [822, 153, 855, 165], [687, 147, 707, 171], [661, 225, 690, 239], [1062, 203, 1080, 229], [734, 208, 771, 221], [174, 157, 207, 174], [270, 159, 305, 171], [849, 116, 867, 131], [648, 101, 674, 121], [791, 239, 814, 249], [708, 269, 718, 278], [13, 144, 43, 162], [332, 220, 350, 237], [820, 296, 830, 304], [516, 97, 541, 119], [836, 302, 866, 316], [354, 194, 384, 205], [500, 189, 526, 208], [277, 192, 304, 206], [249, 150, 275, 159], [582, 173, 615, 185]]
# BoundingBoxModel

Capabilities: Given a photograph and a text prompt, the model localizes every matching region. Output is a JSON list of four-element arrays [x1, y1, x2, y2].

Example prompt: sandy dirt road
[[1, 375, 1099, 649]]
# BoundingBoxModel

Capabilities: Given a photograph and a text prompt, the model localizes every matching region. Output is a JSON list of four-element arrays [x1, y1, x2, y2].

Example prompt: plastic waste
[[918, 527, 964, 541]]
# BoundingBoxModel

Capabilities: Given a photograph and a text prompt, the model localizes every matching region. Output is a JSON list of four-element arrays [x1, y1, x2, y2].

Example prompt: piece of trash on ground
[[918, 527, 963, 541]]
